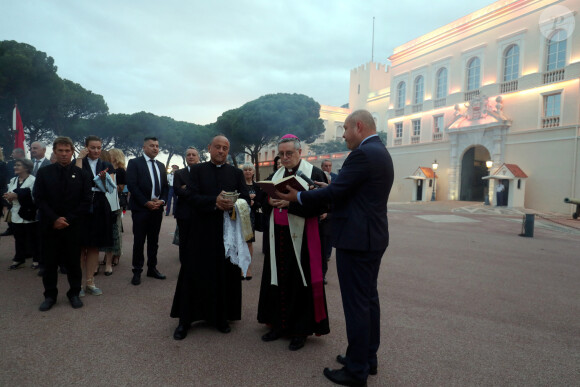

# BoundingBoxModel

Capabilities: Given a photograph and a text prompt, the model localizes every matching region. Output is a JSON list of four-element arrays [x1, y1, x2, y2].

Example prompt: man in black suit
[[34, 137, 92, 311], [173, 146, 200, 263], [126, 136, 169, 286], [278, 110, 394, 387]]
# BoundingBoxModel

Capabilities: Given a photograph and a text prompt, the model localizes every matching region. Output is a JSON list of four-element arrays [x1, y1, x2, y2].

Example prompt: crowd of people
[[1, 109, 394, 386]]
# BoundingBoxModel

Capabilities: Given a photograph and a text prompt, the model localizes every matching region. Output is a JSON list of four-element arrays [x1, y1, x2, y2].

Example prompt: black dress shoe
[[39, 298, 56, 312], [173, 324, 189, 340], [9, 261, 25, 270], [289, 336, 306, 351], [0, 230, 14, 236], [323, 367, 367, 387], [104, 270, 113, 276], [261, 329, 282, 342], [131, 273, 141, 286], [146, 268, 166, 280], [336, 355, 377, 376], [69, 296, 83, 309], [216, 323, 231, 334]]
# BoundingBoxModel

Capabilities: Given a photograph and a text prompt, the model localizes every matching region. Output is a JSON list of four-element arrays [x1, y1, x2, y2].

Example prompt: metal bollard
[[520, 214, 535, 237]]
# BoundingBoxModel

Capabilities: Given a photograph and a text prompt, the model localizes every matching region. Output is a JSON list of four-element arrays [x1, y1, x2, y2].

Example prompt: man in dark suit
[[277, 110, 394, 387], [126, 136, 169, 286], [34, 137, 92, 311], [30, 141, 51, 176], [173, 146, 199, 263]]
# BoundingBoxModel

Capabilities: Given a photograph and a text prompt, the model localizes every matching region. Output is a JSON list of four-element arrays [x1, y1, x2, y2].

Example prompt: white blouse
[[6, 175, 36, 224]]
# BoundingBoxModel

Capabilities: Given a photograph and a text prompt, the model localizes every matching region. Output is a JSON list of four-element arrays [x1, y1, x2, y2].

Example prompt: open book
[[256, 175, 306, 199]]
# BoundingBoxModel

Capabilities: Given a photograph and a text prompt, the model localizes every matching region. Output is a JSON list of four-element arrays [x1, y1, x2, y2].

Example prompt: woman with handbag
[[75, 136, 114, 296], [3, 158, 39, 270]]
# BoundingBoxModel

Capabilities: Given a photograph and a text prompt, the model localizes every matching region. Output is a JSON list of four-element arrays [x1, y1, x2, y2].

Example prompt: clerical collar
[[210, 161, 225, 168]]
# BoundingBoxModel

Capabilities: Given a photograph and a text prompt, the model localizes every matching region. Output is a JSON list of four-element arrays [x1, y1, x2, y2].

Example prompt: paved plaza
[[1, 201, 579, 386]]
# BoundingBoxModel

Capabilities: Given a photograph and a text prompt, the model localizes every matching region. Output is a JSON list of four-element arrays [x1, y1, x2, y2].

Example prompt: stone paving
[[0, 202, 578, 386]]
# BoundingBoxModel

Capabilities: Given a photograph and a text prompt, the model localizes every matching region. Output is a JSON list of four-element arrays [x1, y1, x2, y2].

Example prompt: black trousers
[[336, 248, 384, 381], [42, 224, 82, 299], [131, 209, 163, 273], [12, 222, 38, 262]]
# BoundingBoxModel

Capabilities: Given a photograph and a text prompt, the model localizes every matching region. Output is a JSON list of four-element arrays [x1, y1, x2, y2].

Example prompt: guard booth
[[482, 163, 528, 208], [405, 167, 436, 202]]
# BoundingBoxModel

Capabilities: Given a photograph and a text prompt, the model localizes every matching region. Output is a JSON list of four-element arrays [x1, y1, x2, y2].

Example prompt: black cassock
[[257, 166, 330, 337], [171, 162, 250, 325]]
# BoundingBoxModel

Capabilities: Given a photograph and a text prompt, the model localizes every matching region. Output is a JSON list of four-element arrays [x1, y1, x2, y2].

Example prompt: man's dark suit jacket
[[173, 167, 194, 220], [32, 158, 51, 176], [126, 156, 169, 211], [300, 136, 394, 252], [33, 162, 92, 227]]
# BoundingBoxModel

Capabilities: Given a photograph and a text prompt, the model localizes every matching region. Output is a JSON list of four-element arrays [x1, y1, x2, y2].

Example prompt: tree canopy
[[0, 41, 327, 174], [216, 93, 325, 179]]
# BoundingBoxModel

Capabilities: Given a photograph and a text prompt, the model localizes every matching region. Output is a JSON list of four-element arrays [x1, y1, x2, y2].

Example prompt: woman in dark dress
[[242, 163, 264, 280], [75, 136, 113, 296]]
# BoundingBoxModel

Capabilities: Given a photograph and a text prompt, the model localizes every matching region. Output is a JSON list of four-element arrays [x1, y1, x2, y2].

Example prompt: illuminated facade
[[349, 0, 579, 213]]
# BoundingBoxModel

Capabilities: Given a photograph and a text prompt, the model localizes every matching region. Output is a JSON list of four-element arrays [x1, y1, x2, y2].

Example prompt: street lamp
[[484, 160, 493, 205], [431, 160, 438, 201]]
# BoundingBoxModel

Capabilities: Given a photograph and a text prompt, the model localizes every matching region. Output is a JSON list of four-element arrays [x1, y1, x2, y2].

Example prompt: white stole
[[268, 160, 313, 286]]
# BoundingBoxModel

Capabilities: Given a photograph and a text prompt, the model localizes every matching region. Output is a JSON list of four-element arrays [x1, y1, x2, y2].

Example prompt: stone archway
[[459, 146, 491, 201]]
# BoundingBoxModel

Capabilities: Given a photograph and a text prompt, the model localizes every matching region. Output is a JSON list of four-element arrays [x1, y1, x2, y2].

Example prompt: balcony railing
[[500, 80, 518, 93], [412, 104, 423, 113], [394, 138, 402, 146], [464, 89, 480, 101], [541, 116, 560, 128], [395, 108, 405, 117], [411, 135, 420, 144], [543, 69, 565, 84], [433, 132, 443, 141], [433, 98, 446, 108]]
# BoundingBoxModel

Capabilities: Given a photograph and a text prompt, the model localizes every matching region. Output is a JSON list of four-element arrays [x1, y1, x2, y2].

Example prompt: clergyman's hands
[[216, 190, 234, 211]]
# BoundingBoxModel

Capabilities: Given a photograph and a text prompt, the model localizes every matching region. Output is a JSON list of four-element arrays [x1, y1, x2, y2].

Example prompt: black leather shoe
[[9, 261, 25, 270], [146, 268, 166, 280], [131, 273, 141, 286], [216, 322, 231, 334], [323, 367, 367, 387], [336, 355, 377, 376], [173, 324, 189, 340], [261, 329, 282, 342], [69, 296, 83, 309], [39, 298, 56, 312], [0, 230, 14, 236], [289, 336, 306, 351]]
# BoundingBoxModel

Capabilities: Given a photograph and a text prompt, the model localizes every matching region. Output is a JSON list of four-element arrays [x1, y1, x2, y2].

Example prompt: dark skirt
[[82, 192, 113, 248]]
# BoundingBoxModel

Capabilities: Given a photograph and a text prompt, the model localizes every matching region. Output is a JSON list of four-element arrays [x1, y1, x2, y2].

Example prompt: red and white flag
[[13, 105, 25, 150]]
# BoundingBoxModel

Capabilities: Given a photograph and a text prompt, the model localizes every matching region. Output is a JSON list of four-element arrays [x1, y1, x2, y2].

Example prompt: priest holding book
[[257, 134, 330, 351]]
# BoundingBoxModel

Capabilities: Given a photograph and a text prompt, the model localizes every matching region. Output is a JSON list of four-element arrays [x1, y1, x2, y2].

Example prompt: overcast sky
[[3, 0, 494, 125]]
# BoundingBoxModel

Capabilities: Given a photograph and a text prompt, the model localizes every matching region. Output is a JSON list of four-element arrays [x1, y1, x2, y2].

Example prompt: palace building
[[255, 0, 579, 214]]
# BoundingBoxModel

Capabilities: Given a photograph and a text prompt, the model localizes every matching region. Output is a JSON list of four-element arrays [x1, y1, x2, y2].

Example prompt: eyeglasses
[[277, 151, 296, 158]]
